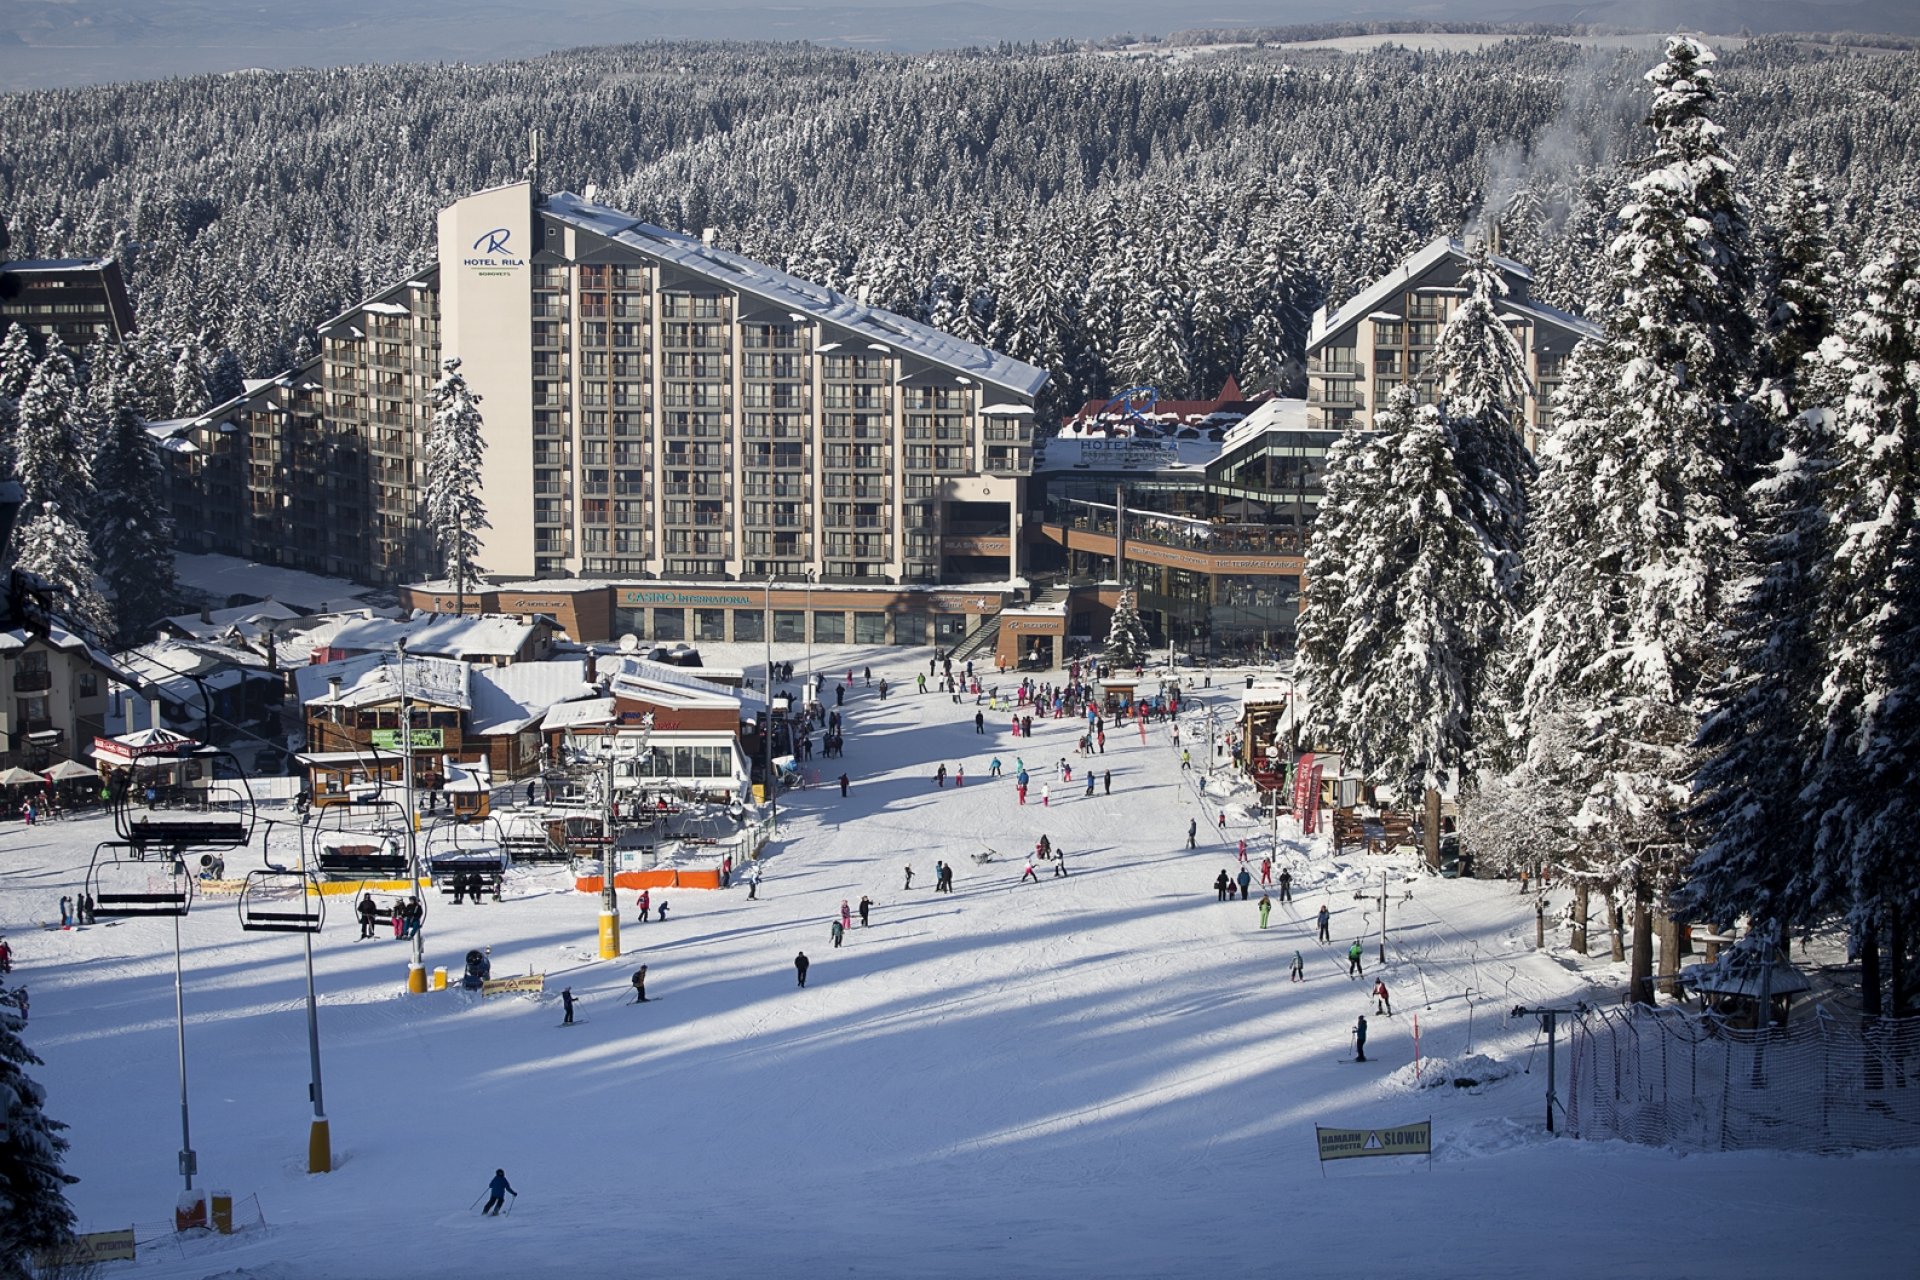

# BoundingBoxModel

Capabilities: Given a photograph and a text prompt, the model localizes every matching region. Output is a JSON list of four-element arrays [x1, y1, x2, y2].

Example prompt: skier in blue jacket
[[483, 1169, 516, 1215]]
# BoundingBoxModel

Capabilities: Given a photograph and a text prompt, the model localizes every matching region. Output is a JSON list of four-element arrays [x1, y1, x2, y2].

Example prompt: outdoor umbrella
[[44, 760, 100, 782], [0, 766, 44, 786]]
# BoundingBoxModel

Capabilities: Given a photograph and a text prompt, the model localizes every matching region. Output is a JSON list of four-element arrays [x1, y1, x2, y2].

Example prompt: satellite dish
[[618, 634, 640, 653]]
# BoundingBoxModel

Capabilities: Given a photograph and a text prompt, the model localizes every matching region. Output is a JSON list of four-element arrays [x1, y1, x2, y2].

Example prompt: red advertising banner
[[1293, 752, 1315, 830], [1305, 764, 1324, 835]]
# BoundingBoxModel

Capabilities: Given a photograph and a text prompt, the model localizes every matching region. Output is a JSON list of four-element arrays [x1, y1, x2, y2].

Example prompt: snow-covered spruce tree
[[1511, 37, 1756, 1003], [424, 358, 489, 606], [0, 324, 34, 402], [91, 374, 179, 646], [1320, 399, 1503, 812], [169, 338, 210, 419], [1799, 246, 1920, 1015], [1102, 586, 1153, 669], [1749, 155, 1840, 453], [11, 338, 92, 521], [12, 502, 114, 642], [0, 989, 78, 1279], [1296, 391, 1403, 768]]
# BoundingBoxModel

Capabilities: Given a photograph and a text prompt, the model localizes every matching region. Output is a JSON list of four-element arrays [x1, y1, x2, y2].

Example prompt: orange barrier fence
[[575, 868, 723, 893]]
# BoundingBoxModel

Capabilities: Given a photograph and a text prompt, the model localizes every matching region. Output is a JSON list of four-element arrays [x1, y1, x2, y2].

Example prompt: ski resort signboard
[[1315, 1120, 1431, 1162]]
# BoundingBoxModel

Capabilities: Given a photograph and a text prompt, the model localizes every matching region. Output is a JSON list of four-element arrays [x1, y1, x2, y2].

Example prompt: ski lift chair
[[87, 841, 194, 917], [114, 747, 256, 855], [238, 868, 324, 933]]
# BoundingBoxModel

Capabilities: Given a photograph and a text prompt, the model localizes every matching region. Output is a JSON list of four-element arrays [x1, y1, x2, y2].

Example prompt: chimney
[[200, 606, 213, 624], [148, 697, 163, 731], [702, 228, 718, 248]]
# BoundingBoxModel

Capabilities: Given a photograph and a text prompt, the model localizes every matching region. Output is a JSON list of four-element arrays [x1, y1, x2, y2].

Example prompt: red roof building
[[1060, 377, 1270, 441]]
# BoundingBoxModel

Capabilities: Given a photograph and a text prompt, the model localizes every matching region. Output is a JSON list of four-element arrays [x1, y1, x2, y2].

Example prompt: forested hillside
[[2, 36, 1916, 422]]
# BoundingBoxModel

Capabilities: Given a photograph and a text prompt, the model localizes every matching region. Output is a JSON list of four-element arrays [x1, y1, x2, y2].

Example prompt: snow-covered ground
[[9, 650, 1917, 1278]]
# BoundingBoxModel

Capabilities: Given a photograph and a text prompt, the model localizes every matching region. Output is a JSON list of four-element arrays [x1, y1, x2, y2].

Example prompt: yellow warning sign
[[1315, 1120, 1432, 1161], [36, 1227, 137, 1266], [481, 973, 546, 997]]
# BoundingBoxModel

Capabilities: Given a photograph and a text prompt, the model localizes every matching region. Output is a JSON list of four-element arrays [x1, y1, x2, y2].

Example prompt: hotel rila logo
[[465, 227, 525, 276]]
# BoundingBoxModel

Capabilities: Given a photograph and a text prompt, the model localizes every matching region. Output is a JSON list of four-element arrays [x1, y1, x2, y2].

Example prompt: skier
[[1053, 847, 1067, 877], [858, 895, 871, 927], [975, 710, 985, 734], [1290, 951, 1305, 982], [1103, 771, 1111, 795], [1373, 978, 1392, 1016], [956, 763, 965, 787], [1021, 859, 1039, 884], [1278, 868, 1293, 902], [357, 894, 379, 939], [904, 866, 915, 890], [1214, 870, 1232, 902], [839, 773, 850, 797], [840, 899, 852, 933], [830, 918, 845, 948], [656, 900, 670, 923], [631, 966, 648, 1002], [989, 757, 1003, 778], [637, 889, 651, 922], [561, 987, 577, 1024], [1041, 783, 1050, 808], [1259, 858, 1272, 887], [935, 764, 947, 788], [0, 936, 11, 974], [482, 1169, 517, 1215], [1353, 1015, 1369, 1063], [932, 860, 945, 892], [1347, 940, 1364, 977], [1258, 893, 1272, 929], [1187, 819, 1197, 849], [1236, 867, 1252, 900], [1181, 749, 1191, 770], [1084, 773, 1095, 797], [1317, 904, 1331, 943], [1237, 838, 1247, 864], [794, 951, 810, 987], [748, 864, 762, 899]]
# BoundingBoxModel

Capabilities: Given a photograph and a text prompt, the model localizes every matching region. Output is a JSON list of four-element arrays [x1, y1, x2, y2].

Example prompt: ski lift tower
[[594, 714, 652, 960]]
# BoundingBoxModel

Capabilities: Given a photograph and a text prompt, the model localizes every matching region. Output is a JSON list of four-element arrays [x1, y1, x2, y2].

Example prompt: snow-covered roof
[[161, 600, 303, 642], [467, 659, 598, 735], [543, 190, 1048, 401], [1497, 297, 1602, 342], [0, 623, 132, 683], [604, 656, 746, 713], [324, 613, 543, 660], [296, 653, 472, 711], [173, 552, 374, 614], [542, 697, 617, 730], [1308, 235, 1535, 347]]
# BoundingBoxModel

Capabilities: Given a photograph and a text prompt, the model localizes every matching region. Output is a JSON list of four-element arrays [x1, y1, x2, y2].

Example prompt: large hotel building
[[161, 180, 1044, 646]]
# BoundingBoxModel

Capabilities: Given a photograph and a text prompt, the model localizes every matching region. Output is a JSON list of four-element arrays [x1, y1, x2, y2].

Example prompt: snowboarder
[[1347, 940, 1364, 977], [1258, 894, 1272, 929], [1236, 867, 1252, 900], [839, 773, 850, 797], [1214, 870, 1232, 902], [1290, 951, 1305, 982], [1317, 904, 1331, 943], [1278, 868, 1292, 902], [1187, 819, 1197, 849], [830, 918, 845, 948], [482, 1169, 517, 1215], [631, 966, 648, 1002], [1373, 978, 1392, 1016], [357, 894, 379, 939], [561, 987, 576, 1024], [858, 895, 871, 927], [1353, 1015, 1369, 1062], [795, 951, 810, 987]]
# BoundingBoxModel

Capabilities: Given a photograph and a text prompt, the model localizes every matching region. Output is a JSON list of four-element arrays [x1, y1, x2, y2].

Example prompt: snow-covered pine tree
[[91, 373, 179, 646], [424, 358, 489, 606], [1511, 37, 1757, 1004], [1312, 396, 1502, 810], [11, 502, 113, 642], [12, 338, 91, 520], [1798, 245, 1920, 1014], [1682, 164, 1842, 940], [1102, 585, 1153, 669], [1297, 391, 1403, 767], [0, 987, 78, 1279], [169, 338, 210, 419], [0, 324, 34, 402]]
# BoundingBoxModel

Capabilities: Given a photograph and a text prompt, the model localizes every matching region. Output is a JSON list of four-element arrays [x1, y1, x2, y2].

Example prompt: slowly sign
[[1314, 1120, 1432, 1162]]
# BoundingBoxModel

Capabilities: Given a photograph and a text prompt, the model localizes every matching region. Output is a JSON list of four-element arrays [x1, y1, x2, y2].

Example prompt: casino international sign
[[464, 226, 526, 278], [619, 589, 755, 608]]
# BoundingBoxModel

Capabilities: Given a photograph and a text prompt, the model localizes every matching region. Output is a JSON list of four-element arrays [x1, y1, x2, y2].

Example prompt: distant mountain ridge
[[2, 0, 1915, 92]]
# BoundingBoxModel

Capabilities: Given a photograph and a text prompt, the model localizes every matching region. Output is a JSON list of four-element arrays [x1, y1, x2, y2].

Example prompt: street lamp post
[[804, 568, 816, 689], [398, 641, 427, 995], [764, 575, 778, 838]]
